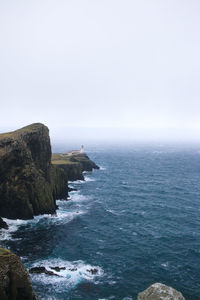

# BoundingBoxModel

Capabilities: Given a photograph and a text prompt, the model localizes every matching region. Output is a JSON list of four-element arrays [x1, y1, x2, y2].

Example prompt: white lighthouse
[[80, 145, 84, 153]]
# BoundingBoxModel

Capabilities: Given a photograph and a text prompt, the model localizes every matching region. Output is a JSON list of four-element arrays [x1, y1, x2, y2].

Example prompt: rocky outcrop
[[138, 283, 185, 300], [0, 248, 38, 300], [0, 123, 59, 219], [52, 153, 99, 182], [0, 123, 98, 220]]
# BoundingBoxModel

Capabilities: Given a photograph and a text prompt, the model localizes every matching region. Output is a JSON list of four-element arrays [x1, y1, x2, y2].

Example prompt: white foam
[[0, 207, 84, 241], [161, 262, 169, 268], [69, 179, 85, 184], [30, 258, 103, 289], [69, 175, 96, 184], [99, 166, 106, 170], [0, 218, 29, 240], [68, 191, 89, 203], [106, 209, 119, 216], [84, 176, 95, 182]]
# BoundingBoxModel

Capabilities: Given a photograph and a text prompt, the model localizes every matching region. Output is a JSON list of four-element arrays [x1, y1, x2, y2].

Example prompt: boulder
[[137, 283, 185, 300]]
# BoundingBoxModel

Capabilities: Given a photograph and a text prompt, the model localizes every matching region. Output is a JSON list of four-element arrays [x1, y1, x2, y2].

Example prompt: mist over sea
[[1, 144, 200, 300]]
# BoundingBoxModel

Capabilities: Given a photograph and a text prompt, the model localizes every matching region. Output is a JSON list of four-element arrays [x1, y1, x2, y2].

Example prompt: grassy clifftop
[[0, 123, 45, 141], [52, 152, 99, 181]]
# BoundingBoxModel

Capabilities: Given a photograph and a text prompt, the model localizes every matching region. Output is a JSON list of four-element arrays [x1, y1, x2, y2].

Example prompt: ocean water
[[1, 144, 200, 300]]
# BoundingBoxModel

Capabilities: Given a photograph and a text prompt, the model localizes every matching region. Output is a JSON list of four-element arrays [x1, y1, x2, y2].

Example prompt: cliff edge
[[0, 123, 58, 219], [52, 152, 99, 181], [0, 123, 98, 221]]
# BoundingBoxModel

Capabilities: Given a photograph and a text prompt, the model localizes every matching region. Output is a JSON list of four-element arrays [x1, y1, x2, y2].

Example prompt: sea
[[0, 143, 200, 300]]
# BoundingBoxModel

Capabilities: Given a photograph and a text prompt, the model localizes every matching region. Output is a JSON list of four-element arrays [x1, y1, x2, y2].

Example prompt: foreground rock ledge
[[0, 248, 38, 300], [138, 283, 185, 300]]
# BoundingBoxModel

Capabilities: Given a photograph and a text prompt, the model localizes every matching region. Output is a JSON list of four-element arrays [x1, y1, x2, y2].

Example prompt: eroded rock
[[137, 282, 185, 300], [29, 266, 59, 276]]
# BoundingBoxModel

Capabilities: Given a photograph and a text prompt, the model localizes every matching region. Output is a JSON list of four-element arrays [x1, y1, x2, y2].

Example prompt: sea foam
[[29, 258, 103, 288]]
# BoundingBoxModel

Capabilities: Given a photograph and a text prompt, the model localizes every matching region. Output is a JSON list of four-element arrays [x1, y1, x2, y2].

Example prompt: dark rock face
[[0, 123, 58, 219], [29, 266, 59, 277], [137, 283, 185, 300], [0, 123, 97, 220], [50, 165, 68, 200], [57, 163, 84, 182], [0, 248, 38, 300], [53, 153, 99, 182], [0, 217, 8, 230], [74, 153, 99, 172]]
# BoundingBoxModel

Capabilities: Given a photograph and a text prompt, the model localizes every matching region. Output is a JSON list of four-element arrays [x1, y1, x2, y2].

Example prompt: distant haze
[[1, 0, 200, 143]]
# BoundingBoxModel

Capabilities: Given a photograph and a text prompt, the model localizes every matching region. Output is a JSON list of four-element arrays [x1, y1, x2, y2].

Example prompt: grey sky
[[1, 0, 200, 142]]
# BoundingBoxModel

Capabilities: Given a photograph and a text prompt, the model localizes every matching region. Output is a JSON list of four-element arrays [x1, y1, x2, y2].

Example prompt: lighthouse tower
[[80, 145, 84, 153]]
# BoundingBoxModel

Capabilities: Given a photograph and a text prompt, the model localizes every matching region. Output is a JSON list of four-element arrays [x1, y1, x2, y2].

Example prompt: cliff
[[0, 123, 98, 220], [0, 248, 38, 300], [52, 152, 99, 181], [0, 123, 62, 219]]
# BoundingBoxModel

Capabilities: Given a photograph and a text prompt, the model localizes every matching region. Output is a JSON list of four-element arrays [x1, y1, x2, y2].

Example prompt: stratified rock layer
[[0, 248, 38, 300], [138, 283, 185, 300], [0, 123, 61, 219]]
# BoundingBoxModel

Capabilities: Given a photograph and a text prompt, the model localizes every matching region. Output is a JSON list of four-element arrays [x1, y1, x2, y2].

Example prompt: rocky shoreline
[[0, 247, 185, 300], [0, 123, 186, 299]]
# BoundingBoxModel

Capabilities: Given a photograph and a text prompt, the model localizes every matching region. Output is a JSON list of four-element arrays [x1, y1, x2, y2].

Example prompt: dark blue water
[[1, 145, 200, 300]]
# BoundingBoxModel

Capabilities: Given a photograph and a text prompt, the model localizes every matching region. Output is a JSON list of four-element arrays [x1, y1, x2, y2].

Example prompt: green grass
[[52, 160, 77, 165], [0, 123, 45, 140], [51, 153, 76, 165], [51, 153, 87, 165]]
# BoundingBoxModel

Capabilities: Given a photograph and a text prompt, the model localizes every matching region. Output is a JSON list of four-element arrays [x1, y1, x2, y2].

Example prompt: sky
[[0, 0, 200, 143]]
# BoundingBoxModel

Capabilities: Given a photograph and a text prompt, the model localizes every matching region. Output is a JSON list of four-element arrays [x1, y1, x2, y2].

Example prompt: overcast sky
[[0, 0, 200, 142]]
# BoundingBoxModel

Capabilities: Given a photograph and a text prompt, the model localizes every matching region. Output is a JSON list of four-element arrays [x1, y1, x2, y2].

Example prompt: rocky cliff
[[0, 248, 38, 300], [52, 152, 99, 182], [0, 123, 98, 220], [0, 123, 62, 219]]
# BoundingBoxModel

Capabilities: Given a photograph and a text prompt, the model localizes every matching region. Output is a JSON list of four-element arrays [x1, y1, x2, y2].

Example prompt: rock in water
[[29, 266, 59, 276], [0, 217, 8, 229], [0, 248, 38, 300], [137, 283, 185, 300]]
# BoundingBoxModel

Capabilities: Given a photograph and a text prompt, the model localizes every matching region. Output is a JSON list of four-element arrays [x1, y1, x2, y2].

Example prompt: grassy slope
[[0, 123, 44, 140]]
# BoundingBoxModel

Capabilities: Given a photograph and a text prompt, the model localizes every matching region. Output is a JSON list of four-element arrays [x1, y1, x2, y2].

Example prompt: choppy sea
[[1, 144, 200, 300]]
